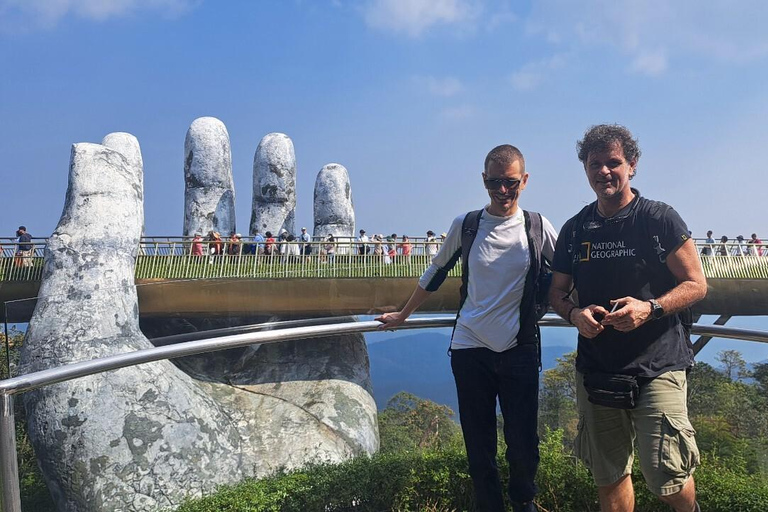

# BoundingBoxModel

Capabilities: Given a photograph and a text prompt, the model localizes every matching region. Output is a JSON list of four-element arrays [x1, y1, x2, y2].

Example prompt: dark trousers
[[451, 344, 540, 511]]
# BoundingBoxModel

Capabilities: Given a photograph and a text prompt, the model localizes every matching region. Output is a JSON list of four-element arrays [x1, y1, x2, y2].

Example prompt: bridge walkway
[[2, 239, 767, 321]]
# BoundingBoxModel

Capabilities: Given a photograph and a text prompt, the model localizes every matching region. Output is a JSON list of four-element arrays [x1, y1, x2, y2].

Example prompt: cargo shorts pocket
[[660, 413, 700, 477], [574, 415, 593, 470]]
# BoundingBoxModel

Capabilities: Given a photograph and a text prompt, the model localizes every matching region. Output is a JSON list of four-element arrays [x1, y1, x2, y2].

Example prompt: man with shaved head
[[378, 144, 556, 512]]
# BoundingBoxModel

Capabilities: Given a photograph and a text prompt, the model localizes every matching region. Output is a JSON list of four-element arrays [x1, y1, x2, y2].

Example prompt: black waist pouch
[[583, 373, 640, 409]]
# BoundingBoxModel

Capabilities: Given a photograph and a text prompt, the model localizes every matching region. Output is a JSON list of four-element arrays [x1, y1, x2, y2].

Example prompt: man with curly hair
[[549, 124, 707, 512]]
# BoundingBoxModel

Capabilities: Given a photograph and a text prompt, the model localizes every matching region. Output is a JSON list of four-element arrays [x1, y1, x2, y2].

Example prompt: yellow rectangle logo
[[580, 241, 591, 262]]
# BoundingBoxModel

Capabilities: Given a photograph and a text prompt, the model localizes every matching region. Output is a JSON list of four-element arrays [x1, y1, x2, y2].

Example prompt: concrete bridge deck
[[2, 240, 767, 322]]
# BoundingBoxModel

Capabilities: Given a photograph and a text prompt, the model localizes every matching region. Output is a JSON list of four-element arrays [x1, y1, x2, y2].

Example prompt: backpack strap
[[457, 209, 483, 313], [442, 209, 482, 355], [563, 203, 594, 298], [518, 211, 545, 358], [526, 210, 544, 277]]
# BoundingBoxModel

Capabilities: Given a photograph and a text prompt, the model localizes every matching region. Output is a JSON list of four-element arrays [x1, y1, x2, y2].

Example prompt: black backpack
[[457, 209, 552, 322], [423, 209, 552, 359]]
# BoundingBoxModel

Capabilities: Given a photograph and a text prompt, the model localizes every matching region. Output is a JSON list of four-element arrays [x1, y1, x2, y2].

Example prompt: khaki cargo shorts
[[575, 369, 700, 496]]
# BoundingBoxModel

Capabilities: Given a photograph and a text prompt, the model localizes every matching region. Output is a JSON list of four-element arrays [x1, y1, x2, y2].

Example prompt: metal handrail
[[0, 316, 453, 396], [2, 315, 768, 511]]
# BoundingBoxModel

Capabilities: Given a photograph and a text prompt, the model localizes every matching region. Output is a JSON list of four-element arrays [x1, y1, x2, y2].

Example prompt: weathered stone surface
[[102, 132, 143, 196], [102, 132, 144, 234], [20, 138, 377, 512], [313, 163, 355, 238], [183, 117, 235, 237], [250, 132, 296, 235]]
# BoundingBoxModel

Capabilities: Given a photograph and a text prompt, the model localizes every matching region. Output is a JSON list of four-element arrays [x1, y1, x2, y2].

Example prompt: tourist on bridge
[[377, 144, 556, 512], [227, 233, 242, 256], [549, 124, 707, 512], [372, 234, 383, 257], [206, 231, 222, 263], [15, 226, 34, 267], [283, 232, 300, 262], [700, 230, 714, 256], [425, 230, 438, 257], [278, 229, 289, 255], [399, 235, 412, 262], [386, 234, 397, 262], [717, 235, 728, 256], [252, 230, 265, 255], [324, 234, 336, 264], [300, 227, 312, 255], [264, 231, 276, 256], [746, 233, 763, 256], [191, 233, 204, 256], [357, 229, 369, 255], [733, 234, 746, 256]]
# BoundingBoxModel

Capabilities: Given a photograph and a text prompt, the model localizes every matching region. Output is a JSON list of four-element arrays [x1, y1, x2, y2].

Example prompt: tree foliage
[[539, 352, 579, 443], [716, 349, 750, 382], [378, 392, 463, 454]]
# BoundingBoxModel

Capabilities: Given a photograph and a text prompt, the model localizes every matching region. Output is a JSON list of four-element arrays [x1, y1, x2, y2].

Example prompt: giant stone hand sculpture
[[250, 132, 296, 236], [314, 163, 355, 239], [19, 132, 378, 511], [183, 117, 236, 237]]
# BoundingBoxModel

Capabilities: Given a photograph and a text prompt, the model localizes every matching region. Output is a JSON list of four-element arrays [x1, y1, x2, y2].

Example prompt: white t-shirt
[[426, 236, 438, 256], [419, 207, 557, 352]]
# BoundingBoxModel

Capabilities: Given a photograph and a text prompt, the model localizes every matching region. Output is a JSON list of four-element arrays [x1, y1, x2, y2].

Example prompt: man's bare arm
[[549, 270, 608, 339], [375, 285, 432, 330], [657, 238, 708, 312], [602, 239, 707, 331]]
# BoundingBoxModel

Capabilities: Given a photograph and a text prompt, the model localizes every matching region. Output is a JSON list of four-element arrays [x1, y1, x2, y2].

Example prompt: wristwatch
[[648, 299, 664, 320]]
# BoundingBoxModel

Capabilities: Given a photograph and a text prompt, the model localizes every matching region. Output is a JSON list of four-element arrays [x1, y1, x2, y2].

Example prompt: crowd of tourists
[[699, 230, 765, 256], [184, 228, 448, 264]]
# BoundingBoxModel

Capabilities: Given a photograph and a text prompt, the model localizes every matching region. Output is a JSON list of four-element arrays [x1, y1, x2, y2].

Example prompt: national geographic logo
[[580, 242, 590, 262], [580, 240, 636, 261]]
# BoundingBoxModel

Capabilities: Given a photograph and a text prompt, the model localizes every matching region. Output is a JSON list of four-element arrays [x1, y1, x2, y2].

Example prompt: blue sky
[[1, 1, 767, 362], [3, 0, 768, 239]]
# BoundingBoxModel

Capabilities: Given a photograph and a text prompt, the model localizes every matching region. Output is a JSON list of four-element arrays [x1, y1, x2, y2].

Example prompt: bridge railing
[[1, 315, 767, 512], [134, 239, 448, 279], [2, 239, 768, 281]]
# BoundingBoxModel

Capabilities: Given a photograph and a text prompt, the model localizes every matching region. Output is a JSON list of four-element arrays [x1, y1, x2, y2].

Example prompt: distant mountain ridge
[[367, 331, 575, 412], [366, 327, 768, 412]]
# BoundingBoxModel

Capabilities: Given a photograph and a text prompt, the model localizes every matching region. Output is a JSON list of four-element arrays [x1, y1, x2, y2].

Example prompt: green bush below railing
[[177, 429, 768, 512]]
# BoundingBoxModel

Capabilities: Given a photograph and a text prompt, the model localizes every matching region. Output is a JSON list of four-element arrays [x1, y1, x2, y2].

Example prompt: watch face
[[651, 300, 664, 319]]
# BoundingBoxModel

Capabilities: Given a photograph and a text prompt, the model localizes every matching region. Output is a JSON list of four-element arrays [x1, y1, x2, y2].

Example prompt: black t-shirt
[[552, 190, 694, 377], [18, 233, 32, 251]]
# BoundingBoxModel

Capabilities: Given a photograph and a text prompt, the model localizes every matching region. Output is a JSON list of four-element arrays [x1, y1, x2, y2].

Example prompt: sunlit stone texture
[[313, 163, 355, 239], [19, 136, 377, 511], [250, 132, 296, 236], [102, 131, 145, 235], [183, 116, 235, 237]]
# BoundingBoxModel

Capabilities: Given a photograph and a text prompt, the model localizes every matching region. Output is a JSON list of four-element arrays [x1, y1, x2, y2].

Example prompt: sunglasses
[[483, 178, 521, 191]]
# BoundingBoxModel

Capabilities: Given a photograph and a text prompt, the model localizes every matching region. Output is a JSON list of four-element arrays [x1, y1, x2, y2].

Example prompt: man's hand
[[572, 305, 610, 338], [375, 311, 408, 330], [601, 297, 652, 332]]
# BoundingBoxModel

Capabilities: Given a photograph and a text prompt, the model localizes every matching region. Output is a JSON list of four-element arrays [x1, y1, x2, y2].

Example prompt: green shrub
[[178, 428, 768, 512], [534, 428, 598, 511]]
